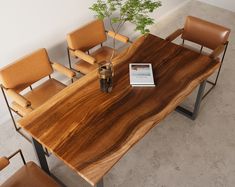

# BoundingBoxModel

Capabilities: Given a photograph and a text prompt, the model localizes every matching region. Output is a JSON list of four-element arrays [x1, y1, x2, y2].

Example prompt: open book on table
[[129, 63, 155, 87]]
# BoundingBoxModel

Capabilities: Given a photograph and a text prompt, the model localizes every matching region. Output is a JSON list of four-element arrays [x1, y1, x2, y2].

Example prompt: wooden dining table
[[18, 34, 220, 187]]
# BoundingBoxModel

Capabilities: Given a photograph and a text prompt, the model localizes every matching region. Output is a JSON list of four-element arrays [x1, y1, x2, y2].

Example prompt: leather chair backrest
[[67, 19, 107, 51], [182, 16, 230, 49], [0, 48, 53, 92]]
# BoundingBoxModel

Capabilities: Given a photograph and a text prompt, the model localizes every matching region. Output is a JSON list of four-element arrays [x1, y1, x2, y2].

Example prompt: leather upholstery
[[52, 62, 76, 78], [107, 31, 129, 43], [6, 89, 31, 108], [74, 46, 114, 74], [0, 157, 10, 171], [11, 103, 33, 116], [74, 61, 96, 75], [74, 50, 96, 65], [0, 48, 74, 117], [89, 46, 114, 63], [1, 161, 60, 187], [11, 78, 66, 116], [210, 44, 225, 58], [0, 48, 53, 93], [67, 19, 107, 51], [182, 16, 230, 49], [67, 19, 130, 74]]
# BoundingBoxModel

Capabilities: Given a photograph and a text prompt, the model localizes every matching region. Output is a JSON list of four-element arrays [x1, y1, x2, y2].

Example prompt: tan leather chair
[[165, 16, 230, 98], [67, 19, 130, 75], [0, 149, 61, 187], [0, 48, 76, 142]]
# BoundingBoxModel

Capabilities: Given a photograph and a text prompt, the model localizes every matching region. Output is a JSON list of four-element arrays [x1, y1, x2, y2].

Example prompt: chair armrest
[[74, 50, 96, 65], [51, 62, 76, 78], [209, 44, 226, 59], [0, 157, 10, 171], [0, 149, 26, 171], [165, 28, 184, 42], [107, 31, 129, 43], [6, 89, 31, 108]]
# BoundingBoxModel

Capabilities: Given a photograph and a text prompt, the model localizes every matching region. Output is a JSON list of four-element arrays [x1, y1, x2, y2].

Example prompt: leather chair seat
[[11, 78, 66, 116], [74, 46, 116, 74], [1, 161, 60, 187]]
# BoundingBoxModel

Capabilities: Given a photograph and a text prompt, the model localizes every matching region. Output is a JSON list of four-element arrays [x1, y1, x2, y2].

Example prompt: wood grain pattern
[[18, 34, 220, 186]]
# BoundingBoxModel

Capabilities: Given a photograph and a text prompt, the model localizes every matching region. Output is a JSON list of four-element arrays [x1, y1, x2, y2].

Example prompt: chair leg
[[67, 47, 81, 74], [1, 86, 51, 156], [67, 47, 72, 69], [214, 42, 229, 85], [1, 86, 33, 142], [202, 42, 229, 100], [1, 86, 20, 131]]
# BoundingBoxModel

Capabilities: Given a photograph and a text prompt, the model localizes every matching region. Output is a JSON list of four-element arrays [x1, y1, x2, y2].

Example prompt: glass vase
[[98, 62, 114, 93]]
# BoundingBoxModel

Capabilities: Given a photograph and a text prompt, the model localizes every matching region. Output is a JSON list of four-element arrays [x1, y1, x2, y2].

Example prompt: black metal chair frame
[[7, 149, 26, 165], [67, 45, 100, 75], [67, 32, 133, 75], [175, 39, 229, 120], [0, 77, 55, 156], [2, 149, 66, 186]]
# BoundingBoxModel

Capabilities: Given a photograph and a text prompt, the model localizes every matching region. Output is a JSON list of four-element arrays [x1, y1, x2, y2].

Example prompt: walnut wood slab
[[18, 34, 220, 186]]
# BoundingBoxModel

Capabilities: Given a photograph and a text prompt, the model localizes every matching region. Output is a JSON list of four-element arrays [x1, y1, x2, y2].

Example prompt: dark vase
[[98, 62, 114, 93]]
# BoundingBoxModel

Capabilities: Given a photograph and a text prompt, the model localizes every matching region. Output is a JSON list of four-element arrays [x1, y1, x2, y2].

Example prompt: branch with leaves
[[90, 0, 162, 60]]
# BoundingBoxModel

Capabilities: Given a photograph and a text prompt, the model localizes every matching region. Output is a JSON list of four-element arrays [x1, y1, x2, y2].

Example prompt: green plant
[[90, 0, 162, 60], [90, 0, 162, 34]]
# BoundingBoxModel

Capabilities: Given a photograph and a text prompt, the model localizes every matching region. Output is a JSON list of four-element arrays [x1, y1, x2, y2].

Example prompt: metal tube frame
[[8, 149, 26, 165], [0, 86, 31, 141], [1, 85, 50, 157], [202, 42, 229, 99], [182, 39, 229, 100], [67, 47, 81, 74], [176, 80, 206, 120], [5, 148, 65, 186]]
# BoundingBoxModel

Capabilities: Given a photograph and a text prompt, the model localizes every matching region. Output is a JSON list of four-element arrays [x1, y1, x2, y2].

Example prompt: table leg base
[[32, 138, 50, 175], [32, 138, 68, 186], [97, 178, 104, 187], [175, 80, 206, 120]]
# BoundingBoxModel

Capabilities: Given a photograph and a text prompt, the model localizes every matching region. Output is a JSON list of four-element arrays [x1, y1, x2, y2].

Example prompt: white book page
[[129, 63, 155, 85]]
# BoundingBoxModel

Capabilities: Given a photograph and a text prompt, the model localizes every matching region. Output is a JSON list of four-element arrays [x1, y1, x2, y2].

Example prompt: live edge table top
[[18, 34, 220, 186]]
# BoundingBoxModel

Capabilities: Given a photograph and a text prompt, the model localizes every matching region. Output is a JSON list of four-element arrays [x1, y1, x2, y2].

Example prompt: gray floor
[[1, 0, 235, 186]]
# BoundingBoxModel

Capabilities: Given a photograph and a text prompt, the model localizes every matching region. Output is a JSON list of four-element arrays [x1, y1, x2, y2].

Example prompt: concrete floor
[[1, 0, 235, 186]]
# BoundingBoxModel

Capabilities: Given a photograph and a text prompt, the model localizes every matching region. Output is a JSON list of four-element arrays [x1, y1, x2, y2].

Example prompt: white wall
[[198, 0, 235, 12], [157, 0, 191, 19], [0, 0, 188, 123], [0, 0, 189, 66], [0, 0, 96, 65]]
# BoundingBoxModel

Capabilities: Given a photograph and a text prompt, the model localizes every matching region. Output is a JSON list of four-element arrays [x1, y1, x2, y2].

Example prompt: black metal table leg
[[32, 138, 50, 175], [97, 178, 104, 187], [176, 80, 206, 120]]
